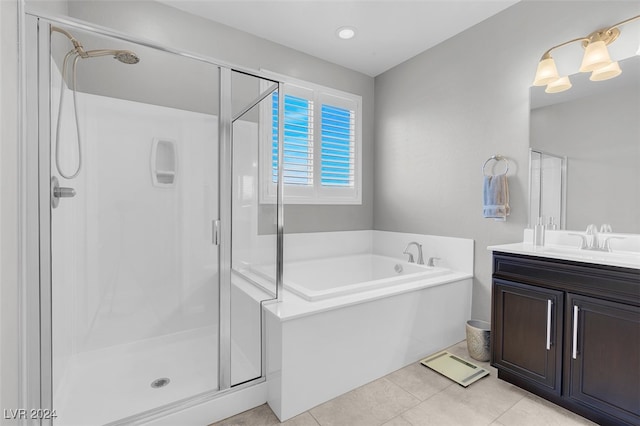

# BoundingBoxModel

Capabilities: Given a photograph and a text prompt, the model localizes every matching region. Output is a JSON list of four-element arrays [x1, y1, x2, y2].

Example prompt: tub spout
[[403, 242, 424, 265]]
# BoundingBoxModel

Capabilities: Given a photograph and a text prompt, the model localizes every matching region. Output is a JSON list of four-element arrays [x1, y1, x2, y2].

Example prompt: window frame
[[259, 75, 362, 205]]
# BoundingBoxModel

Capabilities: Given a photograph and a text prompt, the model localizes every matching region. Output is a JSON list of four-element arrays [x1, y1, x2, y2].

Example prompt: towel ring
[[482, 155, 509, 177]]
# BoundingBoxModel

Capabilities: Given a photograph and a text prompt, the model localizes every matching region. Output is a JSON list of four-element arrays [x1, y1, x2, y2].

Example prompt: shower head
[[114, 50, 140, 64], [82, 49, 140, 64], [51, 27, 140, 65]]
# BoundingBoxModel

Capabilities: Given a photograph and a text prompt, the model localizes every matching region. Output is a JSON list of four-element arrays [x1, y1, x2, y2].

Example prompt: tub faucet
[[403, 242, 424, 265]]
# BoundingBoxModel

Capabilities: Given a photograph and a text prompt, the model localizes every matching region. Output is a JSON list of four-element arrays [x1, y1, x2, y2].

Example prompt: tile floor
[[211, 341, 597, 426]]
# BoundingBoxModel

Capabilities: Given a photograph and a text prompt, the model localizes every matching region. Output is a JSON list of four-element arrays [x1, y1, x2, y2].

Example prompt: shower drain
[[150, 377, 171, 389]]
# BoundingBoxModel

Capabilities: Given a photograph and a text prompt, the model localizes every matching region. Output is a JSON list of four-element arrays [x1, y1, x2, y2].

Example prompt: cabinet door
[[492, 279, 563, 394], [567, 294, 640, 425]]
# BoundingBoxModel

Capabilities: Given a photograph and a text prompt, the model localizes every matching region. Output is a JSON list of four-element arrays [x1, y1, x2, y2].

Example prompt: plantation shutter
[[262, 80, 361, 204], [271, 88, 314, 188], [320, 103, 355, 188]]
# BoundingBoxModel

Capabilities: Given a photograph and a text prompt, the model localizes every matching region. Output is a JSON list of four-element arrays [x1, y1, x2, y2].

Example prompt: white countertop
[[488, 242, 640, 270]]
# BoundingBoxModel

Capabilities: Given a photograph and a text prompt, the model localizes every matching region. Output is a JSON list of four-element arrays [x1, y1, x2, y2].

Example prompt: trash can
[[466, 320, 491, 362]]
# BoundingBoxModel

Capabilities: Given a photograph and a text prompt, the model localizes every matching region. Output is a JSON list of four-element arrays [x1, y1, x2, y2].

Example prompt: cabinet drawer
[[493, 252, 640, 306]]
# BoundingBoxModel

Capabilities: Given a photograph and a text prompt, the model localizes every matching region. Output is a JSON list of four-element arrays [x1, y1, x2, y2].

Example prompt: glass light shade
[[545, 76, 572, 93], [533, 57, 560, 86], [590, 61, 622, 81], [579, 40, 613, 72]]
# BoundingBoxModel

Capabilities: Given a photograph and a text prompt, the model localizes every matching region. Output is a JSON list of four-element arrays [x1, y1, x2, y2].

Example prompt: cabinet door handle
[[546, 299, 552, 350], [572, 305, 579, 360]]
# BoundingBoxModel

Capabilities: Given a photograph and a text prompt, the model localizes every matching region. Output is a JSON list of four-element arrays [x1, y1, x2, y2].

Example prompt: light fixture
[[336, 26, 356, 40], [545, 76, 572, 93], [590, 61, 622, 81], [579, 40, 614, 72], [533, 14, 639, 93], [532, 54, 560, 86]]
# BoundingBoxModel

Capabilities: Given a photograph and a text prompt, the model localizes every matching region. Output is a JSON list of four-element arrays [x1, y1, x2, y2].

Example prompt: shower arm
[[51, 26, 88, 57]]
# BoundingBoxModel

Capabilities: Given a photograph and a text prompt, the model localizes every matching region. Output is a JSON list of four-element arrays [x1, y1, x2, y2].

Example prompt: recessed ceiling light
[[336, 26, 356, 40]]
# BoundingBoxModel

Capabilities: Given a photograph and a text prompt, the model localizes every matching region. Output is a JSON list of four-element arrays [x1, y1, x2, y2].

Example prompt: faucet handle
[[568, 233, 589, 250], [586, 224, 598, 234], [427, 257, 441, 267], [600, 235, 624, 252], [600, 224, 612, 233]]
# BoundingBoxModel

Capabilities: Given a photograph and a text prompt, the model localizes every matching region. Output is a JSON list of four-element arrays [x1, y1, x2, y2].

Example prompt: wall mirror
[[529, 55, 640, 234]]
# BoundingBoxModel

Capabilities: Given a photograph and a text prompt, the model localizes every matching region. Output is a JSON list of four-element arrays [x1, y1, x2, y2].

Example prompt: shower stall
[[24, 14, 283, 425]]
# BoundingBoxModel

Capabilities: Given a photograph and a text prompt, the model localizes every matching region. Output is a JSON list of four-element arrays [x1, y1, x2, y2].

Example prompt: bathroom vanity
[[489, 243, 639, 425]]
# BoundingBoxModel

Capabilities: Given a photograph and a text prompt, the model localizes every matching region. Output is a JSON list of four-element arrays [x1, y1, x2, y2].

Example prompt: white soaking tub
[[283, 254, 451, 301], [262, 230, 475, 421]]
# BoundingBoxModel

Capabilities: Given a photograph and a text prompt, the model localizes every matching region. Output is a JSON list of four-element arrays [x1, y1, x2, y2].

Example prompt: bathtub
[[283, 254, 451, 301], [262, 230, 475, 421]]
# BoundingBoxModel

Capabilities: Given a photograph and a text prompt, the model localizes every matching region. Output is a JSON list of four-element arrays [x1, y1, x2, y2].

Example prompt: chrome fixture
[[150, 377, 170, 388], [51, 176, 76, 208], [427, 257, 440, 267], [532, 14, 640, 93], [482, 154, 510, 176], [51, 26, 140, 179], [51, 26, 140, 64], [403, 242, 424, 265], [570, 224, 624, 252]]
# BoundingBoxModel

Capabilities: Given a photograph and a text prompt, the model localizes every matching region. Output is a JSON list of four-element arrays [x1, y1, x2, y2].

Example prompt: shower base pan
[[420, 351, 489, 387]]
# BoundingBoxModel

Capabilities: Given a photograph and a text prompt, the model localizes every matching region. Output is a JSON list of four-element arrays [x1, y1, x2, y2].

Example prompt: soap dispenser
[[534, 216, 546, 247]]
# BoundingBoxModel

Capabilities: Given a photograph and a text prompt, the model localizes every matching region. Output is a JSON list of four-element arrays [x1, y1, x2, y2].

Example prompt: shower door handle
[[51, 176, 76, 208], [54, 187, 76, 197], [212, 219, 221, 245]]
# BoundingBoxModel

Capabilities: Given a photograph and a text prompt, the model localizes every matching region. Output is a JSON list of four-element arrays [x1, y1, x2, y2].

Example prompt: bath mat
[[420, 351, 489, 387]]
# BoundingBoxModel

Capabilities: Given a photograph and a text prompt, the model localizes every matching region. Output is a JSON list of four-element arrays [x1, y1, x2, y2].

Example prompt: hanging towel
[[483, 174, 510, 220]]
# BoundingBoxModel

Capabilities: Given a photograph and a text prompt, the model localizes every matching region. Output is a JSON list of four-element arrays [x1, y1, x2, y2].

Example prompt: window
[[261, 79, 362, 205]]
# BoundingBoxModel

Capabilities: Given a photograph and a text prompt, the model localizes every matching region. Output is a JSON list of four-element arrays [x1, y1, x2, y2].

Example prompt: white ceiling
[[160, 0, 519, 77]]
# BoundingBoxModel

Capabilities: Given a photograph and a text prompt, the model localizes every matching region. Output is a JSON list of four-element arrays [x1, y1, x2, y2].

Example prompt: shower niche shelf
[[151, 138, 177, 187]]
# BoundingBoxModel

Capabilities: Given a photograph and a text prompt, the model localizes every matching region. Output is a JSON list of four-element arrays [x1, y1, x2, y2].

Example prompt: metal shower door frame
[[22, 11, 285, 425]]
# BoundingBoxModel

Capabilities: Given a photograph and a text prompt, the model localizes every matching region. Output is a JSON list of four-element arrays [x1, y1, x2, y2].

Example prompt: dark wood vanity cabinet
[[492, 279, 563, 394], [566, 294, 640, 425], [491, 252, 640, 426]]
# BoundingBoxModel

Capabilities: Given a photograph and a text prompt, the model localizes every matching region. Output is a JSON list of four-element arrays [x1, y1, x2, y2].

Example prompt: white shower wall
[[51, 68, 225, 392], [81, 93, 219, 352]]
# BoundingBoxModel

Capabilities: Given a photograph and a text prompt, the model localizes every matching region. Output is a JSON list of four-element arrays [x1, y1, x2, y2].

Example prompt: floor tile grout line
[[486, 389, 528, 426], [388, 375, 457, 426], [386, 363, 457, 403], [307, 408, 322, 426]]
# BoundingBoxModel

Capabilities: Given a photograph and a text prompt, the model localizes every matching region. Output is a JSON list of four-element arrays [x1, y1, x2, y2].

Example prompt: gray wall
[[58, 0, 375, 233], [373, 1, 640, 320]]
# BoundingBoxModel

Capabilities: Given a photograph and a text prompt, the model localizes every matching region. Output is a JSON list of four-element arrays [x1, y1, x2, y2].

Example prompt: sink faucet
[[586, 224, 600, 250], [403, 242, 424, 265], [570, 224, 624, 252]]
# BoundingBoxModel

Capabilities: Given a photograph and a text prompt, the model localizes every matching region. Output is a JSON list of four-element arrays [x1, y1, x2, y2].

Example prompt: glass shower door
[[48, 23, 221, 424], [228, 70, 280, 386]]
